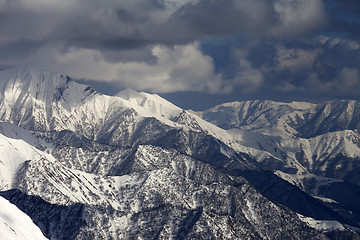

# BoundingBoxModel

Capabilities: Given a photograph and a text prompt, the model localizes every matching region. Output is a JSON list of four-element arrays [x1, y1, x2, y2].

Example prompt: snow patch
[[298, 214, 345, 231]]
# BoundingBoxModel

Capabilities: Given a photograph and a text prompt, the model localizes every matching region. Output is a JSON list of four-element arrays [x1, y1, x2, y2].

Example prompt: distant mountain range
[[0, 66, 359, 239]]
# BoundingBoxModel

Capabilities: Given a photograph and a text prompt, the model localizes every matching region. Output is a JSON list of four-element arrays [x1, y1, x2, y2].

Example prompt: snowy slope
[[0, 130, 55, 190], [0, 121, 52, 151], [0, 121, 141, 209], [274, 171, 343, 195], [197, 100, 315, 136], [117, 88, 182, 119], [199, 99, 360, 139], [0, 196, 48, 240], [298, 100, 360, 138], [1, 144, 329, 240], [199, 100, 360, 183], [300, 130, 360, 165], [275, 170, 360, 227], [0, 126, 329, 239], [297, 214, 345, 232]]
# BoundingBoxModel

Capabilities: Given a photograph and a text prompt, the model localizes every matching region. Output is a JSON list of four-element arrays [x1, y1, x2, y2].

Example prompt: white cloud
[[9, 42, 227, 93], [302, 68, 360, 94], [0, 40, 269, 94], [232, 50, 264, 92], [113, 42, 225, 93], [327, 38, 360, 50], [275, 45, 321, 72], [304, 72, 334, 92], [272, 0, 328, 38], [275, 82, 297, 92]]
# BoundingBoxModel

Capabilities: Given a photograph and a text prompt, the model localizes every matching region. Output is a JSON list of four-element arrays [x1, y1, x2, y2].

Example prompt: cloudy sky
[[0, 0, 359, 109]]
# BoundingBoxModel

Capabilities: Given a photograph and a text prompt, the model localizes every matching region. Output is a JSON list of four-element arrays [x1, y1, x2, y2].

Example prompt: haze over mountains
[[0, 66, 359, 239]]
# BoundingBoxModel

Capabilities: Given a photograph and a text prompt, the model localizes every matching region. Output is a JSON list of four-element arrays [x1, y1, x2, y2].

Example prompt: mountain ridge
[[0, 66, 359, 239]]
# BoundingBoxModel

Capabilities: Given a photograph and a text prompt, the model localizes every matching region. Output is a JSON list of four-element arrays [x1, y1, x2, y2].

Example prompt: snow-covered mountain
[[0, 66, 258, 171], [0, 142, 331, 239], [199, 100, 360, 184], [196, 100, 315, 136], [0, 122, 334, 239], [0, 66, 359, 239], [198, 98, 360, 236]]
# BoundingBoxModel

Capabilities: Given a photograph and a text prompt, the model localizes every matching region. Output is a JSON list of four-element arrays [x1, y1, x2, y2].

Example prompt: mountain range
[[0, 65, 359, 239]]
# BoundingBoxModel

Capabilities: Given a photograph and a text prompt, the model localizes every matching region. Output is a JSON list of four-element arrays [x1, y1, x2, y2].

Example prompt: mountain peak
[[0, 65, 72, 97], [0, 66, 96, 131], [116, 88, 142, 100], [0, 65, 71, 83], [117, 88, 182, 119]]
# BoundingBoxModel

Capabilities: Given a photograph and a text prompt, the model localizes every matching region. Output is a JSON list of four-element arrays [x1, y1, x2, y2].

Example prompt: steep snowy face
[[198, 100, 315, 137], [0, 130, 55, 191], [0, 65, 71, 107], [297, 100, 360, 138], [199, 99, 360, 139], [231, 128, 360, 180], [198, 99, 360, 188], [0, 123, 353, 239], [297, 130, 360, 185], [0, 196, 48, 240], [0, 65, 97, 131], [0, 66, 173, 141], [117, 88, 182, 119]]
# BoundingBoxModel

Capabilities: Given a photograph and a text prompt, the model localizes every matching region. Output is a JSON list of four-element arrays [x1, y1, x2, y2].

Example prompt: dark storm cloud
[[167, 0, 328, 39], [100, 47, 157, 64], [321, 0, 360, 44], [0, 39, 45, 61], [236, 36, 360, 98], [0, 0, 329, 56], [326, 0, 360, 25], [0, 0, 359, 105]]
